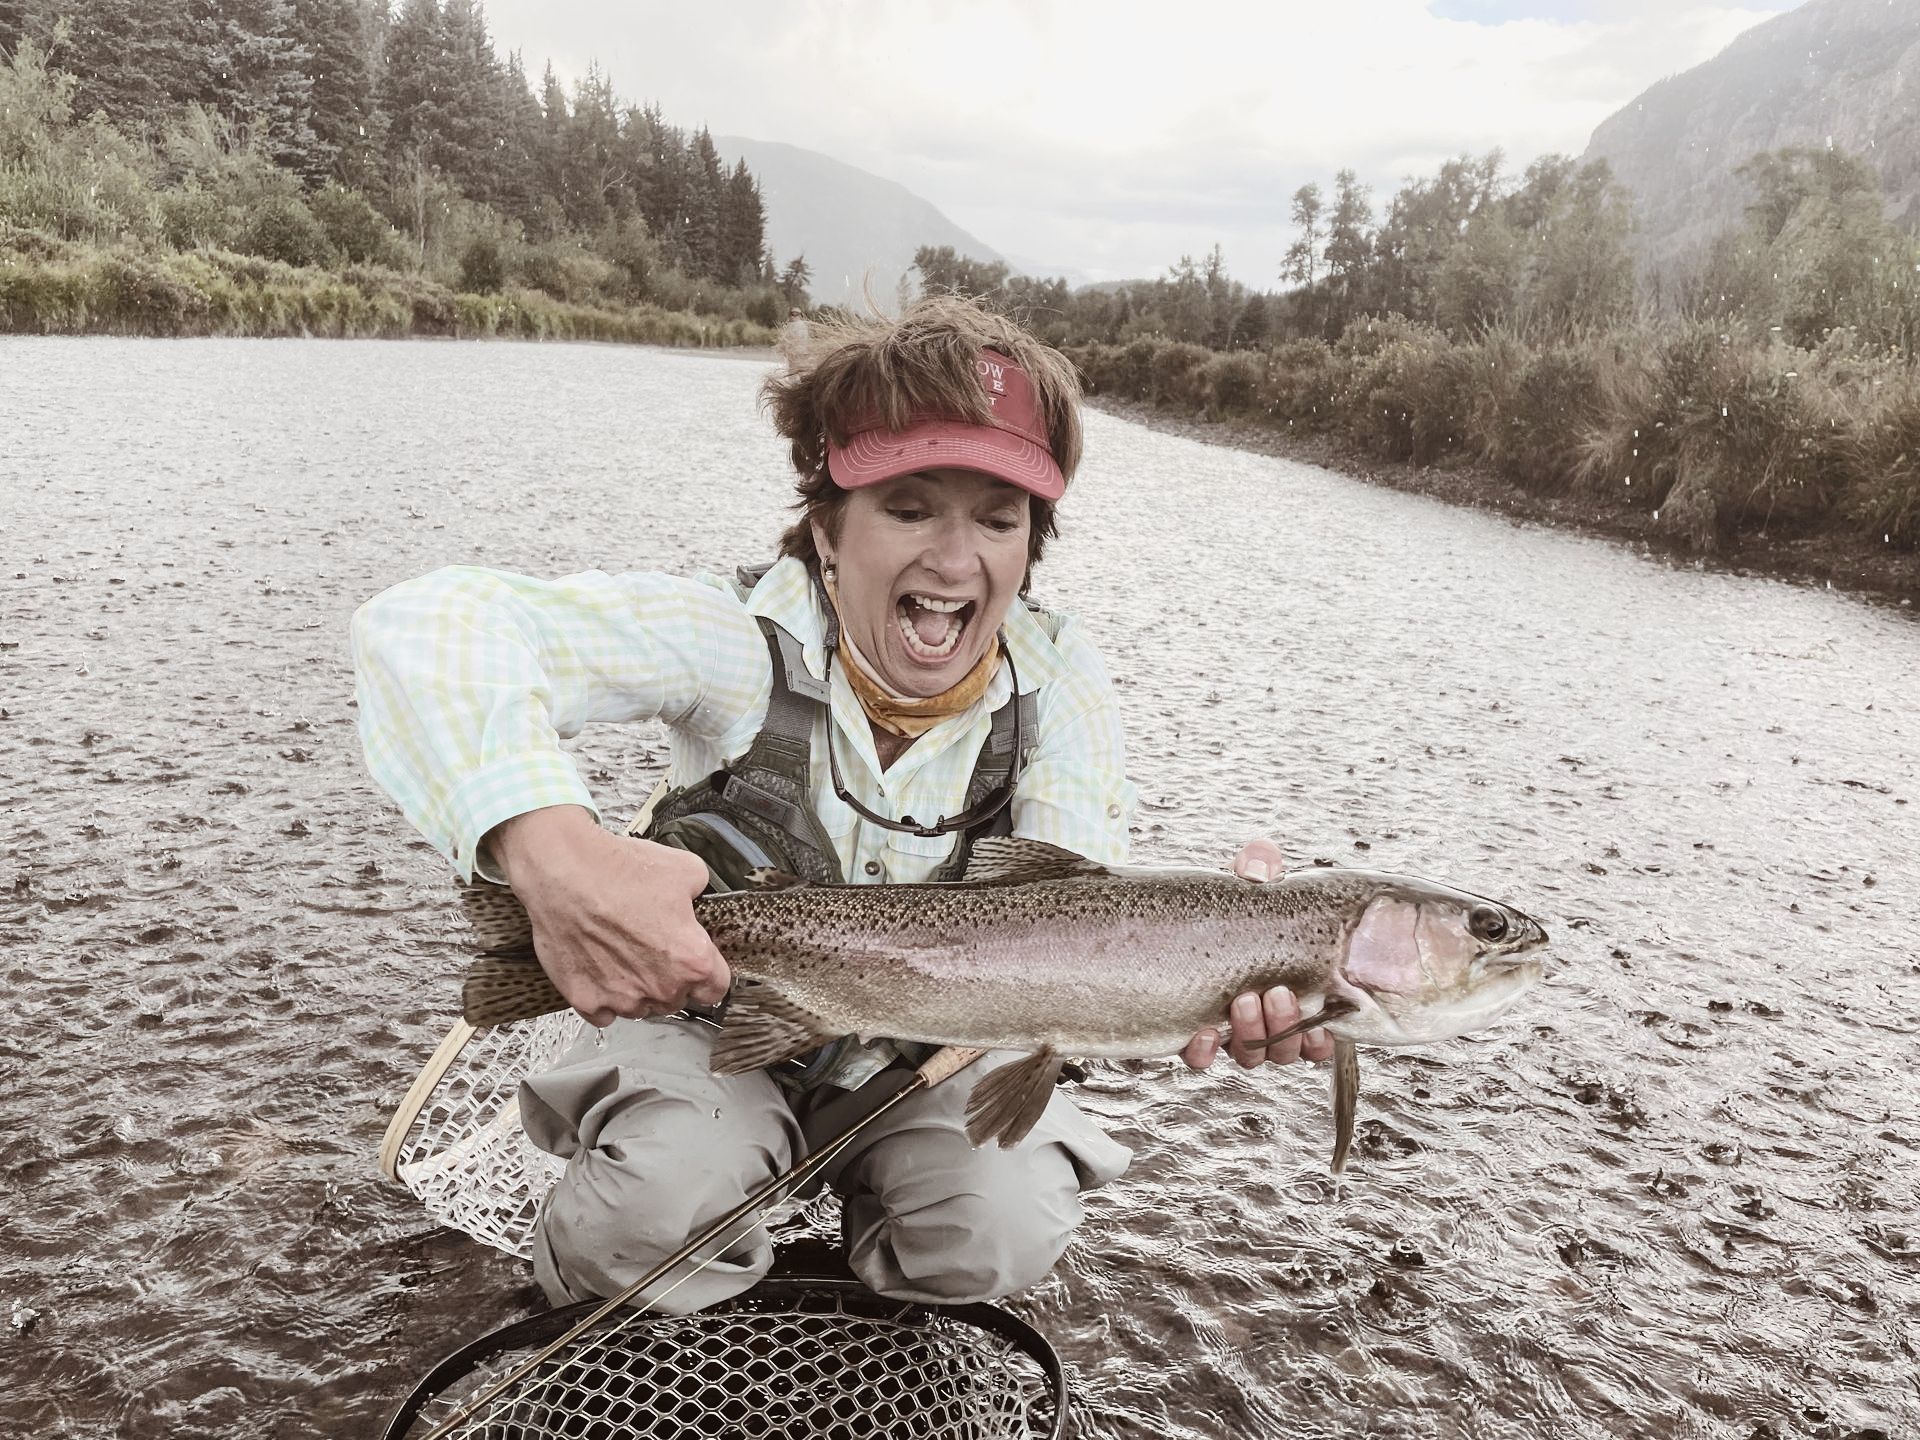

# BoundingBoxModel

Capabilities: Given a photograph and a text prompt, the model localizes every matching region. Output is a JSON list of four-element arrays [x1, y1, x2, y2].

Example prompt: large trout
[[460, 836, 1549, 1170]]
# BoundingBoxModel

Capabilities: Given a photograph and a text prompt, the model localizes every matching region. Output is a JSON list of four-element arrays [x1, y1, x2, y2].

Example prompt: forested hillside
[[0, 0, 794, 341]]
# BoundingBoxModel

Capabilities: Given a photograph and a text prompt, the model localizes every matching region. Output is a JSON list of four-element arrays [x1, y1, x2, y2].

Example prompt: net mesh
[[392, 1014, 580, 1260], [404, 1292, 1059, 1440], [390, 1017, 844, 1260]]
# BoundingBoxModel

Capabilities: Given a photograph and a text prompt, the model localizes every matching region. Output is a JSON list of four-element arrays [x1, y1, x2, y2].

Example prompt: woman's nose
[[920, 516, 980, 580]]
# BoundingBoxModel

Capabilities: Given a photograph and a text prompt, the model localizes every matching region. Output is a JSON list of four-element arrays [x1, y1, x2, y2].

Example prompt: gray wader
[[520, 565, 1132, 1310]]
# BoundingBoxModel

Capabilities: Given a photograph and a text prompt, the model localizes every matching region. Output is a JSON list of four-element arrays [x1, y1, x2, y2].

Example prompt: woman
[[351, 297, 1330, 1312]]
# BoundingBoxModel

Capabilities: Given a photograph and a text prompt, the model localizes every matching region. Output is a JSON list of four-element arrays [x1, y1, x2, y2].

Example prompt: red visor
[[825, 350, 1065, 501]]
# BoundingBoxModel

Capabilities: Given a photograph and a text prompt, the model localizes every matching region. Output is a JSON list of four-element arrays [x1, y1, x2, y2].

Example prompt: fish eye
[[1469, 905, 1509, 942]]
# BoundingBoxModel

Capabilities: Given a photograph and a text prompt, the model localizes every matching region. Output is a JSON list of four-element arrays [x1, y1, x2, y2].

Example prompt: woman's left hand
[[1181, 839, 1337, 1071]]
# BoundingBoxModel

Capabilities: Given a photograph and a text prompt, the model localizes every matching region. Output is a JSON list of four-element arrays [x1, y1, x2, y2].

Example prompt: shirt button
[[863, 860, 882, 877], [1107, 804, 1122, 819]]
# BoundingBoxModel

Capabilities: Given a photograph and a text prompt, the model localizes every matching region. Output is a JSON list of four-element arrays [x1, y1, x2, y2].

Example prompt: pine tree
[[719, 158, 765, 286], [683, 126, 725, 279], [45, 0, 204, 133], [290, 0, 377, 183], [1323, 168, 1374, 332], [491, 48, 547, 227], [378, 0, 443, 170], [199, 0, 316, 171]]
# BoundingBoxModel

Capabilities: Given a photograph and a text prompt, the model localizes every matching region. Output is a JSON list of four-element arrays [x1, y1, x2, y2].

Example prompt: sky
[[477, 0, 1809, 285]]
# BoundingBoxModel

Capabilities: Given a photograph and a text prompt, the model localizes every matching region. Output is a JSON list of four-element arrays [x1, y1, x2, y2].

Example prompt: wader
[[520, 564, 1132, 1310]]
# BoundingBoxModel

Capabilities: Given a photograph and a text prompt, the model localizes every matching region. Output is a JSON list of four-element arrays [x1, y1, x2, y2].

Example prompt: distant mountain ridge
[[1582, 0, 1920, 265], [714, 136, 1006, 305]]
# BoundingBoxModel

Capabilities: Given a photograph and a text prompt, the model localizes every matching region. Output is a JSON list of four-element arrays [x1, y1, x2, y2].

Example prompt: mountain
[[714, 136, 1007, 305], [1582, 0, 1920, 265]]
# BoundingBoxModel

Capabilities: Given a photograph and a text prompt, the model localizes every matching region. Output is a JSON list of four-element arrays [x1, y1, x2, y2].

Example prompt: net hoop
[[384, 1270, 1069, 1440]]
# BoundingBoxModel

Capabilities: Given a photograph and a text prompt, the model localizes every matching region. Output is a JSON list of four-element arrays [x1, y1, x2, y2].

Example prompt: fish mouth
[[894, 593, 979, 664]]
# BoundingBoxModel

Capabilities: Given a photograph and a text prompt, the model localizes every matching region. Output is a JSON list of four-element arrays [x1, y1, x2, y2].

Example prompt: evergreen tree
[[778, 254, 812, 306], [378, 0, 443, 171], [684, 126, 726, 279], [290, 0, 378, 183], [436, 0, 505, 200], [719, 158, 765, 286], [490, 48, 546, 227], [198, 0, 316, 172], [44, 0, 204, 133]]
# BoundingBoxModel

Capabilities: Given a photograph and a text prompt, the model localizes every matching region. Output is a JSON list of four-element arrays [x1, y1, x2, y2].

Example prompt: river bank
[[0, 237, 778, 347], [1088, 394, 1920, 607]]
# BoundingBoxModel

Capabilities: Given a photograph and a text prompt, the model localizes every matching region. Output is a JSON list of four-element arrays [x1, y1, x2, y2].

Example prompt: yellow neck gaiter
[[822, 569, 1001, 739]]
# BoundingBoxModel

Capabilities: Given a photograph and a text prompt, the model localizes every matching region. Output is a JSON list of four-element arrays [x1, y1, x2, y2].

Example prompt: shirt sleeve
[[349, 565, 767, 879], [1010, 615, 1138, 865]]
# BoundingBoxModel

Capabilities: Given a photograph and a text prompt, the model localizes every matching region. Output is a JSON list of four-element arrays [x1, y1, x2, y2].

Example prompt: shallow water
[[2, 336, 1916, 1440]]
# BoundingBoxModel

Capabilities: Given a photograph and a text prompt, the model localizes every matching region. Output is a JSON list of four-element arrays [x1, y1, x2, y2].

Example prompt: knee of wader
[[876, 1150, 1084, 1302], [534, 1154, 774, 1305]]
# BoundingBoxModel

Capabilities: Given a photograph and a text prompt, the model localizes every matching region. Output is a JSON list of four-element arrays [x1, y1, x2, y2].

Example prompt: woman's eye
[[983, 517, 1019, 534], [888, 508, 927, 523]]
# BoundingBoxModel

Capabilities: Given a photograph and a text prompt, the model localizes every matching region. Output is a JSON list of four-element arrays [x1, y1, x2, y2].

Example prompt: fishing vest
[[635, 563, 1051, 1090]]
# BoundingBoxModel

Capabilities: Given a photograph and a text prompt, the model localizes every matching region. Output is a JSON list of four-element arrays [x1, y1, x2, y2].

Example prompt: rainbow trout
[[461, 837, 1549, 1170]]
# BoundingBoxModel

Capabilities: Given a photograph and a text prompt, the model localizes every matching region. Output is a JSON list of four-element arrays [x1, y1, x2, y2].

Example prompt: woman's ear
[[810, 520, 834, 569]]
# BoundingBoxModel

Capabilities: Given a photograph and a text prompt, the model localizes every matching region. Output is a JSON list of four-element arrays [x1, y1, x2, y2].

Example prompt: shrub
[[458, 233, 505, 294], [1200, 350, 1262, 416], [1147, 340, 1211, 407], [1841, 377, 1920, 547], [310, 184, 405, 267], [238, 195, 328, 268], [1335, 315, 1475, 465], [1261, 338, 1341, 428]]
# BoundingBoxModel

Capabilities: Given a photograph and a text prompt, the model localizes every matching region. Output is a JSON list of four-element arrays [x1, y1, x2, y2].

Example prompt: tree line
[[0, 0, 791, 316], [912, 146, 1920, 558]]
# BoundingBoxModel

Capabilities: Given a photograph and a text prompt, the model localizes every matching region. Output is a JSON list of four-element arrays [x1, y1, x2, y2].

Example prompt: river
[[3, 336, 1916, 1440]]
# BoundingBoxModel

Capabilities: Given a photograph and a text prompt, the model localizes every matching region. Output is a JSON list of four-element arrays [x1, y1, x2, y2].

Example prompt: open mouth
[[895, 593, 978, 662]]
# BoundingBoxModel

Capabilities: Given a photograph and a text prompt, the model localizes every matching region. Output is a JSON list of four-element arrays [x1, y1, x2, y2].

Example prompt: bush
[[1261, 337, 1341, 427], [1335, 315, 1475, 465], [1200, 350, 1262, 416], [238, 195, 328, 268], [1841, 377, 1920, 546], [92, 255, 208, 332], [310, 184, 405, 267], [1147, 340, 1212, 407], [459, 233, 505, 294]]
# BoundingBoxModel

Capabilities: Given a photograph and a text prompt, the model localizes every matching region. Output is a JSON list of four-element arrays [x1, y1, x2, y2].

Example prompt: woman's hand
[[1181, 838, 1336, 1071], [487, 806, 732, 1028]]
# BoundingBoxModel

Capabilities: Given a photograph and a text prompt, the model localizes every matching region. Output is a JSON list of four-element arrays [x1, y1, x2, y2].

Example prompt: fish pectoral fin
[[463, 953, 568, 1028], [460, 879, 535, 954], [709, 984, 834, 1075], [1330, 1038, 1359, 1174], [741, 866, 807, 891], [961, 837, 1108, 886], [1243, 994, 1359, 1049], [963, 1049, 1065, 1149]]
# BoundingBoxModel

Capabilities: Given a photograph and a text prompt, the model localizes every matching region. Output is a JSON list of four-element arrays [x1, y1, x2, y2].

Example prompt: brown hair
[[760, 295, 1084, 588]]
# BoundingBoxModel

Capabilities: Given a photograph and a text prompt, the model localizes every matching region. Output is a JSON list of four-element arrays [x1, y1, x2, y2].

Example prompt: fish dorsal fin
[[741, 866, 806, 891], [961, 837, 1107, 886]]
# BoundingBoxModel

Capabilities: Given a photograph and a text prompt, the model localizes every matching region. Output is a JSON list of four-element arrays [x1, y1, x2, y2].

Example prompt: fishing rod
[[410, 1044, 987, 1440]]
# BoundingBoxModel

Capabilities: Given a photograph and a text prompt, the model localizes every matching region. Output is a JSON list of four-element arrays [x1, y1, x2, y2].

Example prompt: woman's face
[[815, 469, 1032, 698]]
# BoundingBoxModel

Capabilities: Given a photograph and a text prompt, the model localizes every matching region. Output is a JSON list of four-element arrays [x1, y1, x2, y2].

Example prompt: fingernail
[[1244, 858, 1275, 882], [1232, 994, 1258, 1021]]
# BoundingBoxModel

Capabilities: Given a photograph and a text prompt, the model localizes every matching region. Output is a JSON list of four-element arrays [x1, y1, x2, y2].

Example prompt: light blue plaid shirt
[[351, 556, 1136, 881]]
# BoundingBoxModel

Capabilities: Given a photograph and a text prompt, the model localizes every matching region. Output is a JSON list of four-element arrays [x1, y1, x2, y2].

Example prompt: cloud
[[478, 0, 1803, 283]]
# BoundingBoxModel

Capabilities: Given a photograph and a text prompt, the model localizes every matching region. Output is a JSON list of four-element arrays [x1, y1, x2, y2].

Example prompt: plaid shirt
[[351, 556, 1137, 882]]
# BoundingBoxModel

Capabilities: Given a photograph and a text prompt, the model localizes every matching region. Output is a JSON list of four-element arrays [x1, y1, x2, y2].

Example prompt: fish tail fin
[[1330, 1038, 1359, 1174], [463, 953, 569, 1027], [709, 983, 836, 1075], [459, 879, 535, 953], [964, 1049, 1065, 1149]]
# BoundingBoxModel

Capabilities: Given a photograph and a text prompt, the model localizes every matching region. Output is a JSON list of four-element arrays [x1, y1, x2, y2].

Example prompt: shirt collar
[[745, 555, 1069, 699]]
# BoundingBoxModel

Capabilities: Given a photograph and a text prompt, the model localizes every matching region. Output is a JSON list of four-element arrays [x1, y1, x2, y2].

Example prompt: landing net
[[388, 1012, 577, 1260], [385, 1280, 1068, 1440]]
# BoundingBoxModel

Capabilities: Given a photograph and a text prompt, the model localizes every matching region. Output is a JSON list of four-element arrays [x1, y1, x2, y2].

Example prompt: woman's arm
[[350, 565, 762, 1021]]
